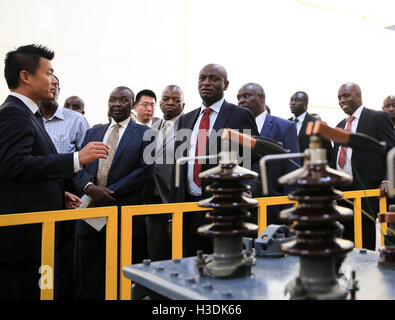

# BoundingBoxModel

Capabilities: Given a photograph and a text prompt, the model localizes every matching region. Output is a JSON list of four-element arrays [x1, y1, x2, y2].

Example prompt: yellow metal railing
[[341, 189, 388, 249], [119, 189, 388, 300], [0, 189, 389, 300], [0, 206, 118, 300]]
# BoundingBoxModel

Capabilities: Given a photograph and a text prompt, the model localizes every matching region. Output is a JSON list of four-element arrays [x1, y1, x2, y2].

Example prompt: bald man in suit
[[330, 82, 395, 250], [173, 64, 260, 257]]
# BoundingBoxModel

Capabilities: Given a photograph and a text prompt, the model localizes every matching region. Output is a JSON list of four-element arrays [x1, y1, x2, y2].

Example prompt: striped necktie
[[97, 123, 121, 186]]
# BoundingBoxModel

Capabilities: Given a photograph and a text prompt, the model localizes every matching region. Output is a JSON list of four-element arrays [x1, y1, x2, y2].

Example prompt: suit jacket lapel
[[208, 101, 233, 154], [27, 112, 58, 154], [91, 123, 110, 175], [299, 114, 310, 137], [356, 107, 369, 134], [151, 119, 163, 131], [212, 101, 232, 132], [8, 95, 58, 154], [186, 108, 201, 130], [260, 113, 273, 137], [110, 121, 136, 169]]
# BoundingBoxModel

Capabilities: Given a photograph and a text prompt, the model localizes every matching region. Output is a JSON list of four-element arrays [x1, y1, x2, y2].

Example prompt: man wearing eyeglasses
[[133, 89, 159, 127]]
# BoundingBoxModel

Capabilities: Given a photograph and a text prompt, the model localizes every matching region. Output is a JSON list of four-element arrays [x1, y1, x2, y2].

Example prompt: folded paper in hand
[[77, 195, 107, 232]]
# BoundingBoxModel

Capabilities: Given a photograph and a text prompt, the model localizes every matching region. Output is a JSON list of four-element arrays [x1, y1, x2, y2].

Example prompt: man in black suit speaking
[[0, 44, 109, 299]]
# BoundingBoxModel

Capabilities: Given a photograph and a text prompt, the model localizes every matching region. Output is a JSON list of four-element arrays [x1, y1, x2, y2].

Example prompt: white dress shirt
[[103, 117, 130, 146], [292, 111, 307, 136], [136, 119, 152, 127], [255, 109, 268, 134], [336, 105, 364, 178], [9, 92, 81, 172], [187, 98, 224, 196], [84, 117, 131, 191]]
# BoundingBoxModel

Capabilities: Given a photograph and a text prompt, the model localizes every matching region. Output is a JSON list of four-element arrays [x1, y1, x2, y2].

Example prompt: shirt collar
[[52, 106, 65, 120], [256, 109, 268, 122], [164, 113, 182, 125], [40, 105, 64, 121], [9, 92, 38, 114], [136, 119, 152, 127], [200, 98, 224, 114], [350, 105, 364, 119], [110, 117, 130, 129], [255, 109, 268, 133], [296, 111, 307, 122]]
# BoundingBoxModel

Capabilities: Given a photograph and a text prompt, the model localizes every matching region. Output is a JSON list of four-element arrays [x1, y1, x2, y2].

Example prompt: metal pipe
[[175, 155, 218, 187], [387, 147, 395, 197], [260, 152, 306, 195]]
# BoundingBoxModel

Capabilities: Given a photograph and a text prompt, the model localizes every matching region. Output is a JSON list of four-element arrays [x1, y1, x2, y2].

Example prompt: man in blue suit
[[237, 83, 300, 224], [73, 86, 154, 299], [173, 64, 260, 257]]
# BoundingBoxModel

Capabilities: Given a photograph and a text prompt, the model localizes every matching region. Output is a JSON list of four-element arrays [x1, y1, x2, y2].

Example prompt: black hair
[[53, 74, 59, 88], [114, 86, 135, 102], [4, 44, 55, 89], [135, 89, 156, 105], [293, 91, 309, 105]]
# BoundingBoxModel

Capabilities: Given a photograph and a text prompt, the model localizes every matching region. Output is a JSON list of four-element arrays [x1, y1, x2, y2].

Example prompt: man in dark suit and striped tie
[[73, 86, 154, 299]]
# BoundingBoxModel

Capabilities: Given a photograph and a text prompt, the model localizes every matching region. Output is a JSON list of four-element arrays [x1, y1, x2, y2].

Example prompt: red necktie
[[193, 108, 213, 187], [337, 116, 355, 168]]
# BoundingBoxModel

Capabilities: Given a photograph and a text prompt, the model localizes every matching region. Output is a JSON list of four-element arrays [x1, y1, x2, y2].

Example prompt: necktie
[[293, 118, 298, 124], [161, 120, 171, 138], [337, 116, 355, 169], [193, 108, 213, 187], [35, 111, 44, 127], [97, 123, 121, 186]]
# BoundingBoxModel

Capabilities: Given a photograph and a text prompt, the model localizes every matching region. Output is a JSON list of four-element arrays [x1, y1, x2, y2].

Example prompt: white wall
[[1, 0, 395, 127]]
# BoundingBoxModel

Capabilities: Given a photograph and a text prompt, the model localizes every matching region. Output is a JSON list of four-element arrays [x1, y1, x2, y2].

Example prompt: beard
[[40, 99, 57, 109]]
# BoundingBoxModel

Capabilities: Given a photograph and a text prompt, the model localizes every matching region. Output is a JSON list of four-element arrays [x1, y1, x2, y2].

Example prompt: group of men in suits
[[2, 43, 395, 300]]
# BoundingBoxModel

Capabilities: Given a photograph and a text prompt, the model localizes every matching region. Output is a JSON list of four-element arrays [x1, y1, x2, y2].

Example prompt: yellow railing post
[[105, 207, 118, 300], [379, 196, 388, 247], [120, 207, 133, 301], [40, 221, 55, 300], [353, 197, 363, 248], [172, 210, 183, 259], [257, 203, 267, 236]]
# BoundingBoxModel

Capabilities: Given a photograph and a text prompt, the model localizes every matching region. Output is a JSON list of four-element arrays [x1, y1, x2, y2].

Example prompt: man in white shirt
[[133, 89, 159, 127]]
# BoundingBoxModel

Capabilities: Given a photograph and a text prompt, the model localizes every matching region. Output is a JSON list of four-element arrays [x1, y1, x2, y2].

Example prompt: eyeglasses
[[138, 102, 156, 108]]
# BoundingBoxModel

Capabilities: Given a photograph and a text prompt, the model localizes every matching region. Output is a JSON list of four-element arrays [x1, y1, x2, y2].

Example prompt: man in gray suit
[[145, 85, 185, 260]]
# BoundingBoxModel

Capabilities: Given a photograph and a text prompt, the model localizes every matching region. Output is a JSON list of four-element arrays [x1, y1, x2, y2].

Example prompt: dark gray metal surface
[[123, 249, 395, 300]]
